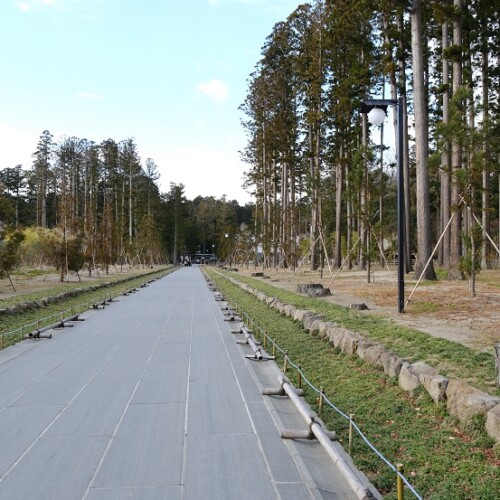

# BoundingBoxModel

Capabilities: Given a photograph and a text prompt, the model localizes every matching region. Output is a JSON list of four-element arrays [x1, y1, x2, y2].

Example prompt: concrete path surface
[[0, 267, 375, 499]]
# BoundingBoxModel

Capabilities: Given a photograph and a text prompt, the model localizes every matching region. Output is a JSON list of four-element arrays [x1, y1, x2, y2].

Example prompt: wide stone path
[[0, 267, 362, 499]]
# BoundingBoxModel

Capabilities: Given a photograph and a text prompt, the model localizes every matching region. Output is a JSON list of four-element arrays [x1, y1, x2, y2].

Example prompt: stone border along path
[[212, 270, 500, 443]]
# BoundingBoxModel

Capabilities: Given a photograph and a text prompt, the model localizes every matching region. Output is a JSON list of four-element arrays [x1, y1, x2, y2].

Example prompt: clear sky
[[0, 0, 301, 204]]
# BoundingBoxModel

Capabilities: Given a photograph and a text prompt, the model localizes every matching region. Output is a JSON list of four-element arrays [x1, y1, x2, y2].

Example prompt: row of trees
[[0, 131, 253, 279], [240, 0, 500, 282]]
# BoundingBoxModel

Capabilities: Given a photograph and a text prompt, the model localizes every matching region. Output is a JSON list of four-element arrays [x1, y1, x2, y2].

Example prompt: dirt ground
[[234, 264, 500, 353], [0, 266, 154, 301]]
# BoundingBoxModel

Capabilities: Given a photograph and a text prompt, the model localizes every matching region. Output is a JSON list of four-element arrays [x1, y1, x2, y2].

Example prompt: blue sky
[[0, 0, 301, 203]]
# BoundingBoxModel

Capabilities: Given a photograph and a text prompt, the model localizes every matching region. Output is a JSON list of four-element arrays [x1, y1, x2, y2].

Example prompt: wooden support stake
[[298, 365, 302, 389], [283, 351, 288, 373], [318, 387, 324, 415], [495, 343, 500, 388]]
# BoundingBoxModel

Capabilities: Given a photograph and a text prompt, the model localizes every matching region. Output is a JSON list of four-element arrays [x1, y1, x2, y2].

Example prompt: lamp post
[[361, 97, 405, 313]]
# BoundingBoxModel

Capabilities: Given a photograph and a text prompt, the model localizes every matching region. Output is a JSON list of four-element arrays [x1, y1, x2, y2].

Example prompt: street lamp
[[361, 97, 405, 313]]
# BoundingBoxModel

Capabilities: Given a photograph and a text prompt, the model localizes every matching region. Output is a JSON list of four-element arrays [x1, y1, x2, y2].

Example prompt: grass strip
[[217, 271, 498, 396], [207, 269, 500, 500]]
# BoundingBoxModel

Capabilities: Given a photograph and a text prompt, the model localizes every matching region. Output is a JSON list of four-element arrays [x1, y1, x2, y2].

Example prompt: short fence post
[[348, 413, 354, 455], [272, 339, 276, 358], [318, 387, 324, 415], [397, 463, 404, 500], [298, 364, 302, 389], [263, 331, 267, 349], [283, 350, 288, 373]]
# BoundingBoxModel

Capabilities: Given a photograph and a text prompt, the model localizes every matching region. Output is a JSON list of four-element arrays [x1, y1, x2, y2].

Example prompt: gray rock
[[338, 331, 360, 355], [399, 362, 437, 392], [446, 379, 500, 422], [303, 313, 324, 332], [486, 404, 500, 442], [380, 353, 404, 378], [325, 325, 338, 345], [331, 328, 347, 349], [270, 300, 280, 310], [293, 309, 309, 322], [284, 304, 296, 318], [276, 302, 287, 314], [310, 319, 322, 337], [356, 339, 377, 359], [420, 374, 449, 403], [360, 344, 387, 365]]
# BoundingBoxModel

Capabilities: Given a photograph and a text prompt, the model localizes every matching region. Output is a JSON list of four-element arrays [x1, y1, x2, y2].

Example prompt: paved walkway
[[0, 267, 368, 499]]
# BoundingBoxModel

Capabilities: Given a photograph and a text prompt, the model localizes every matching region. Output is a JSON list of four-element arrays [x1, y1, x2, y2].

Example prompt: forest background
[[239, 0, 500, 285], [1, 0, 500, 287]]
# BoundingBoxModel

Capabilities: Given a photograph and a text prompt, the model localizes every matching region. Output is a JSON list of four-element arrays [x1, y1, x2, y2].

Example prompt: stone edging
[[219, 272, 500, 443]]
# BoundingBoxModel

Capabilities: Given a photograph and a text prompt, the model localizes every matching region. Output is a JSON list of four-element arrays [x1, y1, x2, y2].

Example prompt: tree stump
[[296, 283, 331, 297], [349, 303, 369, 311]]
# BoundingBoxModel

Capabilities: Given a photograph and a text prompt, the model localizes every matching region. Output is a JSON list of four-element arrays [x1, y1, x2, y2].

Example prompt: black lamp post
[[361, 97, 405, 313]]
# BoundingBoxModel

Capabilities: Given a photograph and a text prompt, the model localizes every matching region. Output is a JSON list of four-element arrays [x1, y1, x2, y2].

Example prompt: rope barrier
[[211, 277, 423, 500]]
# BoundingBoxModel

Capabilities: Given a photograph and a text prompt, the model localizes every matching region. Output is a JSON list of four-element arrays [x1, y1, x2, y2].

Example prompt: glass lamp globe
[[367, 107, 386, 126]]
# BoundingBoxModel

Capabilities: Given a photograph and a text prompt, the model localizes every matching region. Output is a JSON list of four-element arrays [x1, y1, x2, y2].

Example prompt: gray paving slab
[[11, 358, 102, 406], [92, 403, 185, 489], [86, 487, 181, 500], [45, 379, 137, 438], [187, 379, 254, 435], [148, 341, 190, 366], [131, 363, 188, 404], [0, 436, 108, 500], [0, 404, 64, 476], [183, 433, 277, 500], [276, 481, 316, 500], [0, 266, 367, 500], [189, 350, 237, 381]]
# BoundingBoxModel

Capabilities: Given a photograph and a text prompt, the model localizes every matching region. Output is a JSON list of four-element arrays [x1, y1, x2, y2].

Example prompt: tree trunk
[[481, 24, 491, 270], [440, 20, 451, 268], [334, 150, 343, 268], [410, 0, 436, 280], [359, 114, 367, 271], [449, 0, 464, 280], [396, 13, 413, 273]]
